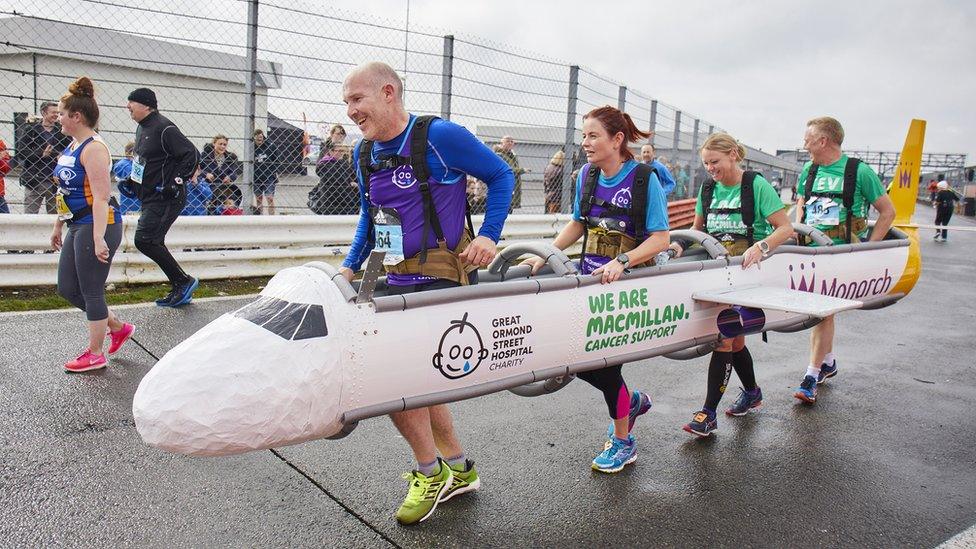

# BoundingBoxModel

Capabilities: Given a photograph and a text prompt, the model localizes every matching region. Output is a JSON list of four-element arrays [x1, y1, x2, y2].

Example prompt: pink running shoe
[[65, 350, 107, 373], [108, 323, 135, 354]]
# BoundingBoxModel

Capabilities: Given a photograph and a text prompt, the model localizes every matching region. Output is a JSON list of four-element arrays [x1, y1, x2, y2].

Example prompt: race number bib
[[130, 156, 146, 184], [372, 207, 404, 265], [55, 189, 73, 221], [805, 197, 840, 226]]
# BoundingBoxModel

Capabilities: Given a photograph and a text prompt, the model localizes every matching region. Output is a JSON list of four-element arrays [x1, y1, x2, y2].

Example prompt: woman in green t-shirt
[[668, 133, 794, 437]]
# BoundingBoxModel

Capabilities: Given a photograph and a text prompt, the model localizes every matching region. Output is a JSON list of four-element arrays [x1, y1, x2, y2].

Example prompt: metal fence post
[[649, 99, 658, 141], [690, 118, 701, 198], [242, 0, 258, 212], [672, 110, 681, 160], [440, 35, 454, 120], [560, 65, 579, 213], [617, 86, 627, 112]]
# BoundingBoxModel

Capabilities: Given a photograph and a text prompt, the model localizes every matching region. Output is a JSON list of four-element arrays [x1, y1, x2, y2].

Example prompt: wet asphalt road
[[2, 206, 975, 548]]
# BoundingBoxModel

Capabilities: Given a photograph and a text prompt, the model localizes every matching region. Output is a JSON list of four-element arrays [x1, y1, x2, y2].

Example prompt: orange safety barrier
[[667, 198, 697, 229]]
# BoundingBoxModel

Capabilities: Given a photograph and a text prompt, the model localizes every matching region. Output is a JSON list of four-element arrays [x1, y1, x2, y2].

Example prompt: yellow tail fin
[[889, 119, 926, 226]]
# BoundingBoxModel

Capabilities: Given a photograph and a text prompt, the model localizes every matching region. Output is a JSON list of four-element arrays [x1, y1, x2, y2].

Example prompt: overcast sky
[[328, 0, 976, 161]]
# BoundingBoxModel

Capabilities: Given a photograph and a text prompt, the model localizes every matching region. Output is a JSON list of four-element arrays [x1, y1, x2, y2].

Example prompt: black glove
[[158, 177, 185, 200], [118, 179, 137, 198]]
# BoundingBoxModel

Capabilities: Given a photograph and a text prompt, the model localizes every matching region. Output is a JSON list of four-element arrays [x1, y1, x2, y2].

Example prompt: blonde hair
[[807, 116, 844, 146], [212, 134, 228, 145], [700, 132, 746, 163], [550, 149, 565, 165]]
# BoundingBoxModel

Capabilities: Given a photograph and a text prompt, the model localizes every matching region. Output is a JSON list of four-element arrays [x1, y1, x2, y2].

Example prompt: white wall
[[0, 53, 270, 159]]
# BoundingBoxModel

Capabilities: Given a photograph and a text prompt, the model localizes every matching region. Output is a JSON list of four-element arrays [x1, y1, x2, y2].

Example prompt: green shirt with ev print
[[695, 173, 785, 241], [797, 154, 885, 240]]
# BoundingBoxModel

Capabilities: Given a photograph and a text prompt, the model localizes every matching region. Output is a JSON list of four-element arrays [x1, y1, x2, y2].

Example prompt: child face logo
[[432, 312, 488, 380], [610, 187, 631, 208], [392, 166, 416, 189]]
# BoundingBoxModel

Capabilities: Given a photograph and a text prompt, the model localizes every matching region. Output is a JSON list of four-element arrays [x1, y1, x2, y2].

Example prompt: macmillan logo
[[432, 312, 488, 380]]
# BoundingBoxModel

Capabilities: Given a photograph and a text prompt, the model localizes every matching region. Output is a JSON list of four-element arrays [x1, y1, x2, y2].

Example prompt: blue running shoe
[[794, 375, 818, 403], [155, 287, 179, 307], [167, 277, 199, 308], [592, 434, 637, 473], [606, 390, 653, 439], [682, 410, 717, 437], [725, 387, 763, 417], [817, 360, 838, 385]]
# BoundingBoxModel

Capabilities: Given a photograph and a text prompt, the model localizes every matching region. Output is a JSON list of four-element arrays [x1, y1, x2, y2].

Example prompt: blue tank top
[[55, 136, 120, 225]]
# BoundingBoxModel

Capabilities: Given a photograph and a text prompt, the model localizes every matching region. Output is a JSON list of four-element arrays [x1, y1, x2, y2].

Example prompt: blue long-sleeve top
[[342, 115, 515, 272]]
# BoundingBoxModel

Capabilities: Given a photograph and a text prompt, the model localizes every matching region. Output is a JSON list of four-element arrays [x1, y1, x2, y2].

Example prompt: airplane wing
[[693, 284, 862, 317]]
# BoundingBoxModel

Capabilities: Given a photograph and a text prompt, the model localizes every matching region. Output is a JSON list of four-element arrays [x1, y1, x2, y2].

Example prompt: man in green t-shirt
[[792, 116, 895, 405]]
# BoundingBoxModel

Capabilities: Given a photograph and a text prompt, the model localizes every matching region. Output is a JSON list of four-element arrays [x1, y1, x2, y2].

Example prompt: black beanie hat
[[127, 88, 157, 109]]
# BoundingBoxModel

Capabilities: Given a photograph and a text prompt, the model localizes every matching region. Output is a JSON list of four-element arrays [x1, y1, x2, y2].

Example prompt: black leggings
[[135, 199, 190, 286], [57, 223, 122, 321], [578, 365, 630, 420], [935, 207, 953, 239]]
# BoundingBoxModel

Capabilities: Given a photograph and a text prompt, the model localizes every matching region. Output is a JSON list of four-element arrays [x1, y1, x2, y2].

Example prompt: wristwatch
[[757, 240, 770, 257], [616, 253, 630, 267]]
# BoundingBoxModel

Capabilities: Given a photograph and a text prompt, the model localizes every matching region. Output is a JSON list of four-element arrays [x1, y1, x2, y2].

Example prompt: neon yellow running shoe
[[395, 459, 453, 525], [439, 459, 481, 502]]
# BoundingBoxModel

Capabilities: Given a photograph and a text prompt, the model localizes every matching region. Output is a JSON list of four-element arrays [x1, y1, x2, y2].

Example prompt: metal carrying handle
[[508, 374, 576, 397], [487, 242, 579, 278], [668, 229, 729, 259], [791, 222, 834, 246], [303, 261, 358, 302]]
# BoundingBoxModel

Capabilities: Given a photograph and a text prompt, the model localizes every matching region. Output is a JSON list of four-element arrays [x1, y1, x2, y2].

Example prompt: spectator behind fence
[[0, 139, 10, 213], [309, 139, 358, 215], [639, 143, 676, 195], [252, 129, 278, 215], [112, 141, 141, 214], [19, 101, 72, 213], [181, 168, 213, 216], [200, 135, 242, 215], [317, 124, 347, 162], [927, 179, 939, 202], [220, 197, 244, 215], [467, 175, 487, 214], [496, 135, 526, 212], [543, 149, 565, 213]]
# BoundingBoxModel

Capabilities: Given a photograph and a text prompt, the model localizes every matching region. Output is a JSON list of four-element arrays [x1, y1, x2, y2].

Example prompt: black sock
[[732, 347, 758, 391], [704, 351, 733, 412]]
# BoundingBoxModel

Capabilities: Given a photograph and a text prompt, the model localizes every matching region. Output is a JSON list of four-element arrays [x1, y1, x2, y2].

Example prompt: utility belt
[[712, 233, 752, 257], [584, 225, 654, 267], [820, 217, 867, 243], [383, 229, 477, 286], [55, 188, 119, 225]]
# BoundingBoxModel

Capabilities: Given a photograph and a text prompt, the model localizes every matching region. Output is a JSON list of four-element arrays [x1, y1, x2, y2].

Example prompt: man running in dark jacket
[[125, 88, 200, 307]]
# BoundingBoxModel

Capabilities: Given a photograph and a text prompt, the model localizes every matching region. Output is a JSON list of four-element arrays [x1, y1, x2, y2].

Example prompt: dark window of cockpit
[[234, 297, 328, 340]]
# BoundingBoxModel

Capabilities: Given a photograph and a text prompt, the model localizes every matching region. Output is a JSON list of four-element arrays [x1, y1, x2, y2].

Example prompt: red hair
[[583, 106, 650, 161]]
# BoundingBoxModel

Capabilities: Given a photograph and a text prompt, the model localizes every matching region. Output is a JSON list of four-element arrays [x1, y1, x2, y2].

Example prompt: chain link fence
[[0, 0, 802, 218]]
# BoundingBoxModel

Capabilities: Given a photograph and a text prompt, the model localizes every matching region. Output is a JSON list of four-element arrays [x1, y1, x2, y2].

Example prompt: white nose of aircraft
[[132, 265, 347, 456]]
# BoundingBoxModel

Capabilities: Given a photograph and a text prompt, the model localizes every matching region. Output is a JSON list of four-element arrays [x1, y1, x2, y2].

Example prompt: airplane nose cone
[[133, 264, 348, 456]]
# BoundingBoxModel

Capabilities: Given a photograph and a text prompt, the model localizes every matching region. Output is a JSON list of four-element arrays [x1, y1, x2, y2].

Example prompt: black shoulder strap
[[800, 163, 820, 223], [630, 163, 652, 242], [842, 157, 861, 244], [356, 139, 374, 202], [740, 171, 758, 246], [701, 179, 716, 232], [580, 164, 600, 219], [409, 115, 437, 185]]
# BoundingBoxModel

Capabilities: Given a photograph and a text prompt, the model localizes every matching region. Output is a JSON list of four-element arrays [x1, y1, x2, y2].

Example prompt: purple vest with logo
[[367, 121, 468, 285], [579, 163, 640, 274]]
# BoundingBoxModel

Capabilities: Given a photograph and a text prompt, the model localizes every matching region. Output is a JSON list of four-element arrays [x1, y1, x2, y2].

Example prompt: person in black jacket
[[252, 129, 278, 215], [18, 102, 72, 213], [933, 180, 960, 242], [125, 88, 200, 307], [309, 141, 358, 214]]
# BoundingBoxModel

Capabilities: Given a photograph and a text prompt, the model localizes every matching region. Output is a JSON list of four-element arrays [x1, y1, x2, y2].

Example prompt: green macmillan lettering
[[586, 303, 688, 337]]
